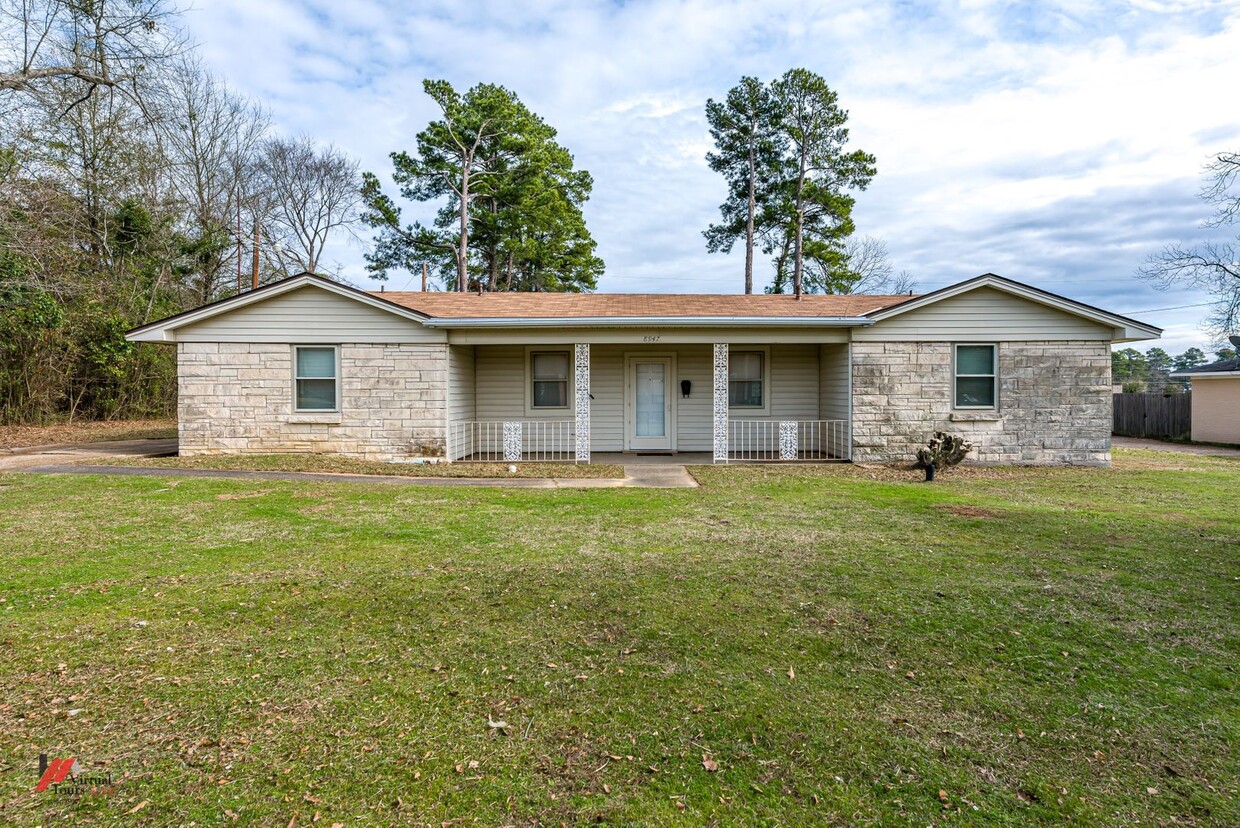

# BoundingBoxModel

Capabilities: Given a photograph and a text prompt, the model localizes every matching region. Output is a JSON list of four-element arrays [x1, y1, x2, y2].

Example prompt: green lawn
[[94, 453, 625, 479], [0, 449, 1236, 826]]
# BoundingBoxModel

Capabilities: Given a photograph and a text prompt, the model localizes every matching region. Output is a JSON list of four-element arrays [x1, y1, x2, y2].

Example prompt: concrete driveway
[[1112, 436, 1240, 459], [0, 438, 178, 471]]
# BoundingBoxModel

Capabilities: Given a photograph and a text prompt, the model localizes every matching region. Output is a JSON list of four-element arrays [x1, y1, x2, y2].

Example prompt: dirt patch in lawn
[[944, 505, 1000, 519], [0, 418, 177, 450]]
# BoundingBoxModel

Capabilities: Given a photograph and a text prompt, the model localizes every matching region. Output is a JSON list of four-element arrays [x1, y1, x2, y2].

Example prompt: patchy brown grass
[[944, 505, 1001, 518], [0, 419, 177, 450], [96, 452, 624, 478], [691, 446, 1239, 483]]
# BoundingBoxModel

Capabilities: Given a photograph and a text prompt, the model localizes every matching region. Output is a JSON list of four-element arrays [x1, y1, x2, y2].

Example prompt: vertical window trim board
[[727, 344, 771, 415], [523, 345, 574, 418], [952, 342, 998, 411]]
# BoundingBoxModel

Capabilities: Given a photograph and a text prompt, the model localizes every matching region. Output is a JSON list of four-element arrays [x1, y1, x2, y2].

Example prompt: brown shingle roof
[[373, 291, 915, 319]]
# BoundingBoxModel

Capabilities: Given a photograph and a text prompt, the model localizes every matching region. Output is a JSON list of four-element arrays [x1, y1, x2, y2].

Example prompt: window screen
[[729, 351, 764, 407], [531, 351, 569, 408], [295, 346, 338, 411], [954, 344, 996, 408]]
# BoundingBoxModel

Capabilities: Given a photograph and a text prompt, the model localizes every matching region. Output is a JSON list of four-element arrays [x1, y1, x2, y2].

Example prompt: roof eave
[[417, 316, 876, 328], [1169, 370, 1240, 378]]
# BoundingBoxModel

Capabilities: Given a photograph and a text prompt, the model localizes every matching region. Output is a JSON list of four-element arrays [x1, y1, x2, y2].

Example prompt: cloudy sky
[[190, 0, 1240, 354]]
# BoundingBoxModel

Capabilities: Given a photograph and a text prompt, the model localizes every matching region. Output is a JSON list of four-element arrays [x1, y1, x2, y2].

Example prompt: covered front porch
[[445, 340, 852, 463]]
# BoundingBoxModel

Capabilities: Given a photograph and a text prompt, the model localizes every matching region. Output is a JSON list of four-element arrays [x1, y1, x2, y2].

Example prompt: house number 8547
[[642, 335, 661, 342]]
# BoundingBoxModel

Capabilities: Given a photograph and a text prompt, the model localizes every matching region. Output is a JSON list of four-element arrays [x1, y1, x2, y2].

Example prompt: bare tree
[[6, 61, 151, 287], [253, 136, 361, 275], [1140, 151, 1240, 340], [843, 235, 916, 294], [0, 0, 182, 110], [802, 235, 915, 294], [155, 55, 268, 302]]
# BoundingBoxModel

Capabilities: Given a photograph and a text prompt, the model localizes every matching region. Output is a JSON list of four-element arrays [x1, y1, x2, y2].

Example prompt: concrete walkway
[[619, 463, 699, 488], [1113, 436, 1240, 459], [12, 461, 699, 489], [2, 436, 700, 488]]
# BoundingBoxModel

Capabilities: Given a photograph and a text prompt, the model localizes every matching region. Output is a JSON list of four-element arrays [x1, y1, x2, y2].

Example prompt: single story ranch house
[[126, 272, 1160, 465]]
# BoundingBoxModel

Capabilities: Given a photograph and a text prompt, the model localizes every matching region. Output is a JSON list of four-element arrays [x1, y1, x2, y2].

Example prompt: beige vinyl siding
[[471, 343, 821, 452], [819, 343, 850, 421], [766, 344, 820, 420], [175, 285, 445, 344], [1190, 377, 1240, 444], [473, 346, 527, 421], [446, 345, 476, 459], [448, 345, 475, 422], [856, 287, 1114, 342]]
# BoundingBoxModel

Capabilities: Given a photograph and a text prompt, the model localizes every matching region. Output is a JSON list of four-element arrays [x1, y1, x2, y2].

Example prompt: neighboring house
[[1170, 354, 1240, 445], [126, 272, 1160, 465]]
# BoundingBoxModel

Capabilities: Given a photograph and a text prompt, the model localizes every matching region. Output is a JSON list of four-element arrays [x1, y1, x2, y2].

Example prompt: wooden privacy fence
[[1112, 392, 1191, 439]]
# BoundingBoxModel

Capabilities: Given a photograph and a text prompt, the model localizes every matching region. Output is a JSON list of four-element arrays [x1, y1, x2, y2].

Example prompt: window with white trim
[[729, 351, 765, 408], [954, 344, 996, 409], [294, 346, 339, 411], [530, 351, 570, 409]]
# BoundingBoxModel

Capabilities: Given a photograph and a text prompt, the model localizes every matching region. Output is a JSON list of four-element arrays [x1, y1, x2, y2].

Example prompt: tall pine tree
[[702, 77, 783, 294], [704, 70, 876, 296], [362, 80, 602, 292]]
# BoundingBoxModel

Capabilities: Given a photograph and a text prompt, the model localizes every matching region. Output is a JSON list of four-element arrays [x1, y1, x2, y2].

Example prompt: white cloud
[[187, 0, 1240, 349]]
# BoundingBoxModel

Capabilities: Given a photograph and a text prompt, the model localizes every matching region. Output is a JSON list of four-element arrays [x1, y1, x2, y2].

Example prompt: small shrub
[[915, 431, 973, 470]]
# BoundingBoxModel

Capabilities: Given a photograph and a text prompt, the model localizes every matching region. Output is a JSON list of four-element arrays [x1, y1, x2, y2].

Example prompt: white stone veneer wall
[[177, 342, 448, 460], [851, 340, 1112, 465]]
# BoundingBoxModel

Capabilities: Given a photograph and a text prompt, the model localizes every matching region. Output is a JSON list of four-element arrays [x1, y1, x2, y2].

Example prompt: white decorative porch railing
[[724, 419, 850, 462], [449, 420, 579, 463]]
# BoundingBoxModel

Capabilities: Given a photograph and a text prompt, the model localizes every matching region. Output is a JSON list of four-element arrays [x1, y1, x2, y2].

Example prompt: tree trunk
[[792, 147, 807, 299], [456, 163, 470, 292], [252, 217, 261, 287], [745, 141, 755, 295]]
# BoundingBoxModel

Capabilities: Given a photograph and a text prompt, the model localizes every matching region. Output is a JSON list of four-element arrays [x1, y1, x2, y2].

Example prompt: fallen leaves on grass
[[0, 418, 176, 449]]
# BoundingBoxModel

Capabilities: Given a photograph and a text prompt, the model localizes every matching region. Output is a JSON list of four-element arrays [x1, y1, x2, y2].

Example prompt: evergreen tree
[[770, 68, 876, 297], [362, 80, 601, 292], [703, 69, 875, 295], [1172, 347, 1207, 372], [1143, 347, 1173, 391], [702, 77, 783, 294], [1111, 348, 1149, 384]]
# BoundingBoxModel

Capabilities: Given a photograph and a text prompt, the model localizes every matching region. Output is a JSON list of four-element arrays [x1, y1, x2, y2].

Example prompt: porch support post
[[574, 343, 590, 463], [712, 343, 728, 463]]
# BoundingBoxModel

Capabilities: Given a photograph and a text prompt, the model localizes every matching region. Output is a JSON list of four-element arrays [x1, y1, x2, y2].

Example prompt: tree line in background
[[702, 70, 910, 296], [0, 0, 364, 423], [1111, 345, 1236, 394]]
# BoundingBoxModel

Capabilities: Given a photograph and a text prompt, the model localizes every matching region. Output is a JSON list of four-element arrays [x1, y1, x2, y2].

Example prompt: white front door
[[626, 358, 674, 450]]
